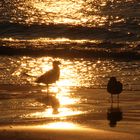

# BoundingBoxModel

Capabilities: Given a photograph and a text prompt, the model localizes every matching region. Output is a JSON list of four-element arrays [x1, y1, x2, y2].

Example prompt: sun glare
[[36, 122, 80, 130], [30, 0, 84, 24], [28, 107, 83, 118]]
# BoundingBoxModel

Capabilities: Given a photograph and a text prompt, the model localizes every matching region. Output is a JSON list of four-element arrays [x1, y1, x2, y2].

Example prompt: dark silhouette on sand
[[107, 103, 123, 127], [37, 95, 60, 114], [107, 77, 123, 127], [36, 61, 61, 95], [107, 77, 123, 104]]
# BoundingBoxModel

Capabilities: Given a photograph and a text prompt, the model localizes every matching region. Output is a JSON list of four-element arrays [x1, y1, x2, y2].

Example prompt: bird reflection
[[35, 61, 61, 96], [36, 95, 60, 114], [107, 105, 123, 127]]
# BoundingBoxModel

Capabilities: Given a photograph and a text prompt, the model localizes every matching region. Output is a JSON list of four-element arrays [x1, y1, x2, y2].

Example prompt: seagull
[[107, 77, 123, 104], [35, 61, 61, 95]]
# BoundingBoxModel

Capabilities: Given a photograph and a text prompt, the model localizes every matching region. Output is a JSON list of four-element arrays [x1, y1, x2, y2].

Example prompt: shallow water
[[0, 56, 140, 134], [0, 56, 140, 90]]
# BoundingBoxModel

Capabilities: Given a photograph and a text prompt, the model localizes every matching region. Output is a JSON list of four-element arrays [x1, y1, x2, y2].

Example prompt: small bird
[[35, 61, 61, 95], [107, 77, 123, 104]]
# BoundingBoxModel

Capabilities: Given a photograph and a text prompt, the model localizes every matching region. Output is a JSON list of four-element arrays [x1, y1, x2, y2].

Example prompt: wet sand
[[0, 85, 139, 140], [0, 125, 139, 140]]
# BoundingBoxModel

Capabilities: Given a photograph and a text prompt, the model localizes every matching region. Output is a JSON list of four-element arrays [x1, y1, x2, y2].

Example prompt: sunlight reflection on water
[[3, 0, 138, 28], [1, 56, 140, 90], [36, 122, 82, 130], [29, 107, 83, 118], [2, 0, 109, 26], [26, 84, 83, 119]]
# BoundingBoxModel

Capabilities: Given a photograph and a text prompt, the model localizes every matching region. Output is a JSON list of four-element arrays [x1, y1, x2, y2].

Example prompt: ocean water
[[0, 0, 140, 57], [0, 0, 140, 135]]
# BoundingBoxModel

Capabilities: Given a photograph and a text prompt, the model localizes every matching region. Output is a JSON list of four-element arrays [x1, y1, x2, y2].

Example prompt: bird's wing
[[42, 70, 54, 79], [36, 69, 54, 83]]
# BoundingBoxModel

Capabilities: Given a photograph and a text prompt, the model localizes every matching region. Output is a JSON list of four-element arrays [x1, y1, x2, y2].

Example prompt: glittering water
[[0, 56, 140, 90], [0, 0, 140, 54], [0, 0, 140, 134]]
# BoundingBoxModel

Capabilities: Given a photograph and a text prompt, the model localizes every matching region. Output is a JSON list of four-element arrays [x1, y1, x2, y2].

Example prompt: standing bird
[[35, 61, 61, 95], [107, 77, 123, 104]]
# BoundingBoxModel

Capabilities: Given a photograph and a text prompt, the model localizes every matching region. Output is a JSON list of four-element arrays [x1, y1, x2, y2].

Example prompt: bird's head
[[53, 61, 61, 67], [110, 76, 117, 82]]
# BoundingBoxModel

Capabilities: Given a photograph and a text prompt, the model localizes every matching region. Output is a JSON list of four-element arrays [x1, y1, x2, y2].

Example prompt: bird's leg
[[111, 94, 113, 104], [111, 99, 113, 108], [47, 84, 49, 97], [117, 94, 119, 107], [55, 82, 61, 93]]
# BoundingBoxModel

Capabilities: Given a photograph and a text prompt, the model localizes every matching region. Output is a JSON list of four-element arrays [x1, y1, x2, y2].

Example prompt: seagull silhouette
[[35, 61, 61, 95], [107, 77, 123, 104]]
